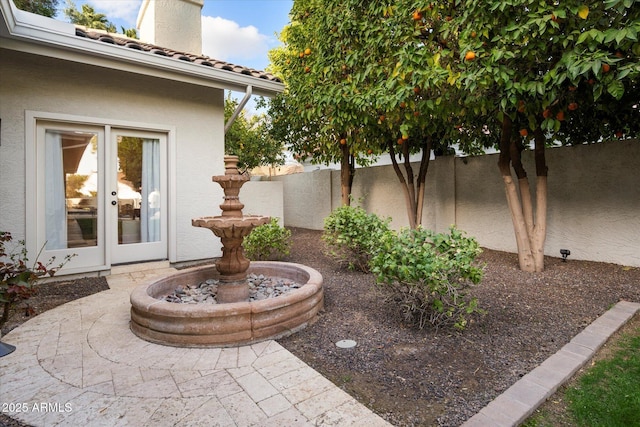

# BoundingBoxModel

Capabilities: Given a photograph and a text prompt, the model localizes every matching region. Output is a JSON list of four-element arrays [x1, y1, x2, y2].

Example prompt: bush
[[370, 226, 484, 330], [244, 218, 291, 261], [322, 204, 392, 272], [1, 232, 74, 329]]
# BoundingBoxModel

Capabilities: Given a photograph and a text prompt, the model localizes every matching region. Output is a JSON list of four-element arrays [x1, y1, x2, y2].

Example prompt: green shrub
[[371, 226, 484, 330], [322, 204, 392, 272], [244, 218, 291, 261]]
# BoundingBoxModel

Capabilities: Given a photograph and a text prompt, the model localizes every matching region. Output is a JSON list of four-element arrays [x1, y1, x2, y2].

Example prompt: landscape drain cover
[[335, 339, 357, 349]]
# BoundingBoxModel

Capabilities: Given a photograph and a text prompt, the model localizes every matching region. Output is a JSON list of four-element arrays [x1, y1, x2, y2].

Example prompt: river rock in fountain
[[163, 273, 302, 304]]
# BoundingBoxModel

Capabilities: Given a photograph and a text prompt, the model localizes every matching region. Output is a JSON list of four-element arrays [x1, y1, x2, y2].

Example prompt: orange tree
[[430, 0, 640, 271], [266, 1, 474, 226]]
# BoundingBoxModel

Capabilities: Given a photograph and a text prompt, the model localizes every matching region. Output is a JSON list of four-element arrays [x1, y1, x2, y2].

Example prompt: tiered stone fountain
[[191, 155, 270, 303], [130, 156, 323, 347]]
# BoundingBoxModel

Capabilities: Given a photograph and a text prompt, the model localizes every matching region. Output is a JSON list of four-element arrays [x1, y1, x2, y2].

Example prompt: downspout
[[224, 85, 252, 134]]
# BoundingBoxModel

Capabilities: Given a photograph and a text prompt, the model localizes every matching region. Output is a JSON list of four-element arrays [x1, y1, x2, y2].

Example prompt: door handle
[[111, 200, 117, 206]]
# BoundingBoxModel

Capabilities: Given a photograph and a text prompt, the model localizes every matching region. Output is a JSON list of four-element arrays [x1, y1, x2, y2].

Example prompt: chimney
[[137, 0, 204, 55]]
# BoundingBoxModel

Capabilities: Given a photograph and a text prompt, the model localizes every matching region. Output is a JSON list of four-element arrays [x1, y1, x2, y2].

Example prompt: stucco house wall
[[0, 0, 283, 274], [0, 48, 226, 262]]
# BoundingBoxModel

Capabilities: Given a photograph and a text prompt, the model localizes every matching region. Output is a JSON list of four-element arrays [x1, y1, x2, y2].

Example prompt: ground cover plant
[[2, 228, 639, 427]]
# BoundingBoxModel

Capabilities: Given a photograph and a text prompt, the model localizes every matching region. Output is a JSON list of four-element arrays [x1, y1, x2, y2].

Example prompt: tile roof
[[74, 27, 282, 83]]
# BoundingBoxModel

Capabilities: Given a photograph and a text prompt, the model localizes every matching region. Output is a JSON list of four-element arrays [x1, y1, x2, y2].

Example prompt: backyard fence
[[249, 139, 640, 268]]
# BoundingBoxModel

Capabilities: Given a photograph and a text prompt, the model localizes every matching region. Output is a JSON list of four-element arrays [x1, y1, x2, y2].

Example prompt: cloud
[[201, 16, 269, 64], [86, 0, 141, 26]]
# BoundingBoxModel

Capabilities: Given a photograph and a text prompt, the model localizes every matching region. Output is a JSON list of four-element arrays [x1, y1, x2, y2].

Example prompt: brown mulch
[[1, 227, 639, 427]]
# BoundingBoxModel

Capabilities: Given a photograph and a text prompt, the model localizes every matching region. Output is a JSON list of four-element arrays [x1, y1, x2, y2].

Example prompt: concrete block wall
[[242, 181, 284, 225], [274, 140, 640, 267]]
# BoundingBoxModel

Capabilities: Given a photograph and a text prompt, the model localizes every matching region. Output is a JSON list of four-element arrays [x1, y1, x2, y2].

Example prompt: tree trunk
[[415, 138, 433, 226], [497, 115, 548, 272], [340, 143, 355, 206], [387, 138, 432, 229], [532, 127, 548, 271]]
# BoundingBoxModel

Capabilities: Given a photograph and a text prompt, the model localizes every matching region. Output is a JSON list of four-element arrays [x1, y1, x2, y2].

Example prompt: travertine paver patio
[[2, 262, 638, 427], [0, 262, 391, 427]]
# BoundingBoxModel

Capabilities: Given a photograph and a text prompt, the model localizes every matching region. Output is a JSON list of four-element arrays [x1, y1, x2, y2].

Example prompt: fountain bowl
[[130, 261, 323, 347]]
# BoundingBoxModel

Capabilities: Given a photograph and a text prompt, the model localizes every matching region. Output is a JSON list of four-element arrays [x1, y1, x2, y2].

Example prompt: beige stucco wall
[[242, 181, 284, 224], [273, 169, 333, 230], [276, 141, 640, 267], [0, 48, 225, 263]]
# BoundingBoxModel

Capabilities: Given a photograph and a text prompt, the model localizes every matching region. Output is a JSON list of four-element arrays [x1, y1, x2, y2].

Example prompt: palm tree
[[13, 0, 60, 17], [64, 0, 116, 32]]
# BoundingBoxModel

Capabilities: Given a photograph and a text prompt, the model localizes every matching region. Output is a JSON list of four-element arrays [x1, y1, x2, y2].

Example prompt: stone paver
[[0, 264, 391, 427], [462, 300, 640, 427]]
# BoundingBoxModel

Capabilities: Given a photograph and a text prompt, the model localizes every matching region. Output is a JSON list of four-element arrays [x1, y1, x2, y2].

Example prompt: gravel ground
[[1, 227, 639, 427]]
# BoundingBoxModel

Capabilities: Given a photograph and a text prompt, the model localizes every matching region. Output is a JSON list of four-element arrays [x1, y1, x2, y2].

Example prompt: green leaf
[[607, 80, 625, 99]]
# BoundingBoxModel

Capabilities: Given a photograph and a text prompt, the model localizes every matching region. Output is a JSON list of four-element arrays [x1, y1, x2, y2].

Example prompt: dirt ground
[[2, 227, 639, 427]]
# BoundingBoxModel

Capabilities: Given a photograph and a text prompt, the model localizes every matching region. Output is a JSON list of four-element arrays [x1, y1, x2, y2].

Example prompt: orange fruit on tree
[[367, 149, 373, 154], [556, 110, 565, 121], [519, 128, 528, 137], [542, 108, 552, 118], [339, 138, 347, 145], [401, 134, 409, 141], [465, 51, 476, 61], [414, 86, 421, 94], [615, 131, 624, 138], [304, 66, 311, 73], [412, 10, 422, 21], [399, 101, 407, 109], [299, 52, 305, 58], [413, 111, 420, 117], [304, 48, 312, 55], [397, 138, 404, 145], [602, 63, 611, 73], [471, 30, 477, 38], [568, 102, 578, 111], [379, 115, 385, 122]]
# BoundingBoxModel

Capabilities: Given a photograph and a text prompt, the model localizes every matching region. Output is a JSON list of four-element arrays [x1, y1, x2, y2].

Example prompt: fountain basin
[[130, 261, 323, 347]]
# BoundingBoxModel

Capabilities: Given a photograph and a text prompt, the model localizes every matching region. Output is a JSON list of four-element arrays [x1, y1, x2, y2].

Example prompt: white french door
[[34, 122, 168, 273], [109, 129, 167, 264]]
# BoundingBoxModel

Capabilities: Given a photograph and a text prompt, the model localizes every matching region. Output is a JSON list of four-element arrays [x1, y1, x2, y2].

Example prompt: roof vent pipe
[[224, 85, 253, 135]]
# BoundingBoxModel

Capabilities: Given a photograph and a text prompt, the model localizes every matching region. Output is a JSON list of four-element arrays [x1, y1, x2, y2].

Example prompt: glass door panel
[[45, 129, 99, 250]]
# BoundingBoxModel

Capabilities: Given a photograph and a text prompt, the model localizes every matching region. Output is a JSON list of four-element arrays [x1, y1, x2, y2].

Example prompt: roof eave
[[0, 0, 283, 97]]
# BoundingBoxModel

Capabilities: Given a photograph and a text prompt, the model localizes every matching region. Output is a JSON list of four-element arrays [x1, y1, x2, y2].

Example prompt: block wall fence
[[259, 140, 639, 268]]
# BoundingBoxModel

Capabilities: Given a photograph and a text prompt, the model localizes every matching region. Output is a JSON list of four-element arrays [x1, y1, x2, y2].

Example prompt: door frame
[[26, 111, 177, 275]]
